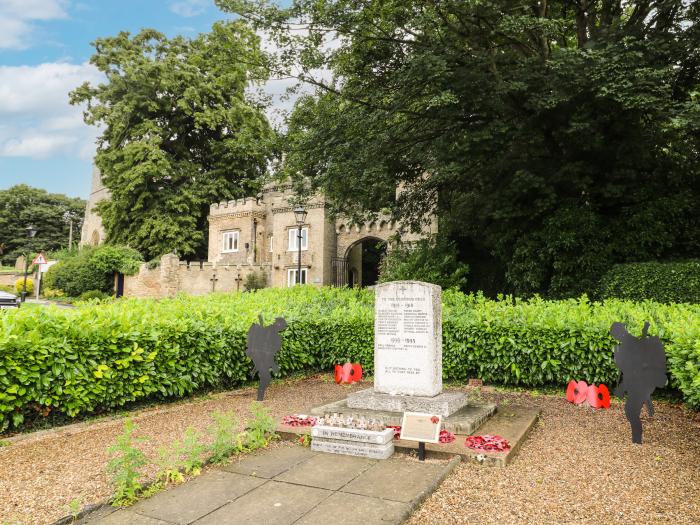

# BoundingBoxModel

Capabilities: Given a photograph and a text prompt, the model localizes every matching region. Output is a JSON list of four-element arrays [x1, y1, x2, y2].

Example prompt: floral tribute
[[565, 380, 611, 409], [464, 434, 511, 452], [282, 414, 318, 427], [334, 362, 363, 384], [388, 426, 456, 443]]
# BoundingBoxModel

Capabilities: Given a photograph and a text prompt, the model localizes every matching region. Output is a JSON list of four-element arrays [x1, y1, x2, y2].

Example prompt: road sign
[[32, 253, 47, 265]]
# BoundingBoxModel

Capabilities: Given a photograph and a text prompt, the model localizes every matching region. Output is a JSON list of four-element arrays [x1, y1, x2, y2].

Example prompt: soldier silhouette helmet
[[610, 321, 667, 444], [246, 315, 288, 401]]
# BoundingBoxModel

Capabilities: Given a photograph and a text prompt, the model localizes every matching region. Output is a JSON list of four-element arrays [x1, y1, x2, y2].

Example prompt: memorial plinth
[[310, 280, 497, 451], [346, 388, 469, 417], [347, 281, 469, 417]]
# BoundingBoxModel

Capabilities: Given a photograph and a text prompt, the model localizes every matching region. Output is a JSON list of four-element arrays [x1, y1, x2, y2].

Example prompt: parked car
[[0, 291, 20, 309]]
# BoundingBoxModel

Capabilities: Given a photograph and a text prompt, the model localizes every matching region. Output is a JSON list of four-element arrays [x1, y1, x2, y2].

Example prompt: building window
[[288, 227, 308, 251], [222, 230, 239, 253], [287, 268, 308, 286], [269, 234, 274, 252]]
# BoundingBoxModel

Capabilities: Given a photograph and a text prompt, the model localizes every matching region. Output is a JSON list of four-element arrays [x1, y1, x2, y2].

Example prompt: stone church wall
[[122, 253, 269, 298]]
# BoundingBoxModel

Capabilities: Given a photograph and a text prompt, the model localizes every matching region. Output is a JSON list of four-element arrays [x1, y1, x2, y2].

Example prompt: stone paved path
[[80, 446, 459, 525]]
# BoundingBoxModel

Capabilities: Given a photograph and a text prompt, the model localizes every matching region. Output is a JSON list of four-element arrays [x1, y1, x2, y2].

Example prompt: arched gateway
[[332, 221, 398, 287]]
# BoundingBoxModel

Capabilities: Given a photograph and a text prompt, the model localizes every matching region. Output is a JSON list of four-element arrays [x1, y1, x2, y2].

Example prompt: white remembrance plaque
[[374, 281, 442, 396]]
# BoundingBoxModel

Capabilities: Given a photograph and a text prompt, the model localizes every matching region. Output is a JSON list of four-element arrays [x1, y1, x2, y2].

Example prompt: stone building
[[80, 165, 110, 247], [82, 167, 435, 296], [207, 183, 435, 289]]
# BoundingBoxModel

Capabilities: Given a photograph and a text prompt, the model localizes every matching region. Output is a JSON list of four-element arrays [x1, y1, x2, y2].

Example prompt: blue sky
[[0, 0, 295, 199]]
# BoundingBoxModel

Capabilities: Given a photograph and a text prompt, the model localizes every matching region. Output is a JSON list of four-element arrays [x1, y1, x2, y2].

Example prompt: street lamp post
[[21, 225, 38, 303], [293, 206, 307, 285]]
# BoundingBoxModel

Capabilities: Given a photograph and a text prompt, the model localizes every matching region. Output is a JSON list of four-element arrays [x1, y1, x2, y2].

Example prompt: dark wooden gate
[[331, 257, 348, 287]]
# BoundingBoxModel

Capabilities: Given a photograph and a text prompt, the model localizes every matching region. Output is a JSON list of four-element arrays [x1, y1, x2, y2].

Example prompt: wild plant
[[156, 427, 207, 483], [245, 401, 277, 450], [106, 419, 148, 506], [208, 411, 244, 463]]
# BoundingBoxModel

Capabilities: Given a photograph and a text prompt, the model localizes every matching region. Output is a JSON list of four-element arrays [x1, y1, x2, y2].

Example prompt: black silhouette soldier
[[246, 315, 288, 401], [610, 321, 667, 444]]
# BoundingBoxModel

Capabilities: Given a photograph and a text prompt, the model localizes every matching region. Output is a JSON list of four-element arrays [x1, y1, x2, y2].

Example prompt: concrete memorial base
[[311, 397, 496, 435], [310, 425, 395, 460], [311, 437, 394, 460], [346, 388, 470, 417]]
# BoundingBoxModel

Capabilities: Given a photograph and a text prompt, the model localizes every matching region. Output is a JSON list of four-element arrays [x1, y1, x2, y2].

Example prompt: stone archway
[[90, 230, 100, 246], [343, 236, 386, 287]]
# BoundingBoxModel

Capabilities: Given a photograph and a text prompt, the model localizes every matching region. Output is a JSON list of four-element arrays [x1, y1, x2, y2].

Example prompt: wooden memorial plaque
[[399, 412, 442, 444]]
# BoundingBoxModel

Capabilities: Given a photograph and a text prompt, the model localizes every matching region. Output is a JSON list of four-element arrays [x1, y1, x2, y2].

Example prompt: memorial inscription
[[374, 281, 442, 397]]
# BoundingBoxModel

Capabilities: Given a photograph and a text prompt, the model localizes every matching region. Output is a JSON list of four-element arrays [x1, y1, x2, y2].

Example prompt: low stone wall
[[0, 273, 21, 287], [123, 254, 270, 298]]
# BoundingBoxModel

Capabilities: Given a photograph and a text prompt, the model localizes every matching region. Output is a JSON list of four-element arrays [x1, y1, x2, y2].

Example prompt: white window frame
[[288, 227, 308, 251], [221, 230, 239, 253], [287, 268, 308, 286]]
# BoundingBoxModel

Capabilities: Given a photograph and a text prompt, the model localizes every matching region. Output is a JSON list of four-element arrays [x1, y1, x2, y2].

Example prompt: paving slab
[[341, 458, 451, 503], [295, 491, 411, 525], [83, 510, 172, 525], [78, 444, 461, 525], [221, 444, 317, 478], [132, 470, 265, 524], [193, 480, 330, 525], [273, 452, 376, 490]]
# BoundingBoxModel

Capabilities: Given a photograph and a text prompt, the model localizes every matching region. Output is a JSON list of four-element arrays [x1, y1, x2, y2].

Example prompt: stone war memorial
[[309, 280, 509, 461]]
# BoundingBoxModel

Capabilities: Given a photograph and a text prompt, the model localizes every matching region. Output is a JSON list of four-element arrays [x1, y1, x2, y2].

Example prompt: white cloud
[[0, 135, 77, 158], [255, 27, 337, 128], [0, 62, 103, 159], [0, 0, 68, 49], [169, 0, 209, 18]]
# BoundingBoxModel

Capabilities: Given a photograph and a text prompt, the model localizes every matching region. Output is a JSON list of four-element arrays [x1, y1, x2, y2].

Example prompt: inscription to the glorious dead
[[374, 281, 442, 397]]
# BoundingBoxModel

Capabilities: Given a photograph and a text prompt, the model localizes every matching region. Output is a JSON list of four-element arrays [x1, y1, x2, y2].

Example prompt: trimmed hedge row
[[0, 287, 698, 430], [597, 260, 700, 304]]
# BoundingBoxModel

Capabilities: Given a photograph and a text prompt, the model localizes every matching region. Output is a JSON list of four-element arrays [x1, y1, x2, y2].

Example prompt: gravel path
[[0, 377, 698, 525], [407, 390, 700, 525]]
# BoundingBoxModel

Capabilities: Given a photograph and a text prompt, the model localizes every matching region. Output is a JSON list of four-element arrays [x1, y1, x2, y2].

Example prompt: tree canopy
[[71, 21, 277, 260], [0, 185, 85, 266], [220, 0, 700, 297]]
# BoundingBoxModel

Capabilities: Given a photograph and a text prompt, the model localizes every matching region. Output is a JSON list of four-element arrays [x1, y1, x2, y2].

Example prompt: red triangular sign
[[32, 253, 47, 265]]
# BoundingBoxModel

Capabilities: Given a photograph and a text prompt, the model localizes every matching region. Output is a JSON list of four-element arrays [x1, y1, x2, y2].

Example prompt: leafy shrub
[[379, 238, 469, 290], [0, 287, 698, 432], [79, 290, 111, 301], [42, 288, 66, 299], [107, 419, 148, 506], [14, 277, 33, 295], [598, 261, 700, 304], [244, 270, 268, 291], [44, 245, 143, 297]]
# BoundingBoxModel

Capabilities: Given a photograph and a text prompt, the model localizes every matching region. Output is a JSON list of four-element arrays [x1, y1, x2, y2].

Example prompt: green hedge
[[598, 261, 700, 304], [0, 287, 698, 430]]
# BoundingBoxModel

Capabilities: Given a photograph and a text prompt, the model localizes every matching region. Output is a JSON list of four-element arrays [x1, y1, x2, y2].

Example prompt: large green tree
[[71, 21, 276, 260], [221, 0, 700, 297], [0, 185, 85, 266]]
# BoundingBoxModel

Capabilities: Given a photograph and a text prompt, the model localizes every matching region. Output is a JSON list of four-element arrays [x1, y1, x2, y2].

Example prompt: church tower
[[80, 164, 110, 246]]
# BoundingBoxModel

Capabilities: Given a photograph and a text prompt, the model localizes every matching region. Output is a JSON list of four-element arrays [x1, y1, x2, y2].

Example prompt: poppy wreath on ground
[[334, 362, 363, 384], [387, 425, 402, 438], [465, 435, 511, 452], [282, 414, 318, 427], [565, 380, 610, 409]]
